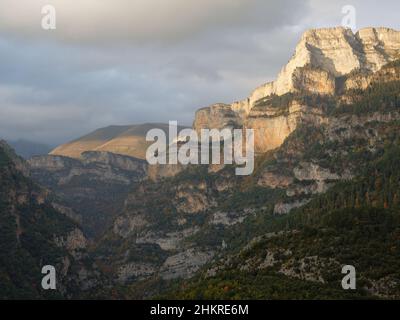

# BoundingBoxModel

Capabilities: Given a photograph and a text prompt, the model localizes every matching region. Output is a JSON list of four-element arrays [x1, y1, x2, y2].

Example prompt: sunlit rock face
[[230, 27, 400, 115], [246, 102, 328, 153], [193, 27, 400, 154], [193, 103, 242, 135]]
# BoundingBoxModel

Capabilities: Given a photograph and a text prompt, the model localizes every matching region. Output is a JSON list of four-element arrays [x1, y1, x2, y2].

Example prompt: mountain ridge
[[194, 27, 400, 154], [50, 123, 188, 160], [230, 27, 400, 116]]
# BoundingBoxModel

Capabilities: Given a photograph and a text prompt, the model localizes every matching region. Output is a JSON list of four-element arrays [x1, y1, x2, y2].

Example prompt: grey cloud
[[0, 0, 308, 44]]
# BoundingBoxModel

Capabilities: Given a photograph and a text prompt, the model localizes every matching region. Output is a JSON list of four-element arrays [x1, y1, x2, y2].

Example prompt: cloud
[[0, 0, 307, 44], [305, 0, 400, 30]]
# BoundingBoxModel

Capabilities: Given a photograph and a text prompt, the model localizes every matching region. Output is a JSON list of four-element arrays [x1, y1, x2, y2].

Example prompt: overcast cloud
[[0, 0, 399, 145]]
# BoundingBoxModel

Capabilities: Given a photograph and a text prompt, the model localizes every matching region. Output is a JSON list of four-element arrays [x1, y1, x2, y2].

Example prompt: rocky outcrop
[[292, 66, 336, 95], [52, 203, 83, 224], [148, 163, 185, 181], [160, 249, 214, 280], [193, 103, 242, 134], [175, 189, 214, 214], [258, 171, 293, 188], [273, 199, 311, 215], [209, 211, 246, 226], [117, 263, 156, 282], [246, 102, 328, 153], [341, 61, 400, 93], [55, 228, 87, 258], [29, 151, 147, 185], [113, 214, 149, 238], [341, 71, 372, 92], [232, 27, 400, 114], [136, 228, 199, 251], [174, 182, 217, 214], [293, 162, 342, 181]]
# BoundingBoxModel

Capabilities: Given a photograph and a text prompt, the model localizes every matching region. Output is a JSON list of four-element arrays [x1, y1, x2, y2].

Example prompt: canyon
[[2, 26, 400, 299]]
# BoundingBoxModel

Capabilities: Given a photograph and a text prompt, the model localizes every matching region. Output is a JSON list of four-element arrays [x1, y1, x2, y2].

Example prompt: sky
[[0, 0, 399, 145]]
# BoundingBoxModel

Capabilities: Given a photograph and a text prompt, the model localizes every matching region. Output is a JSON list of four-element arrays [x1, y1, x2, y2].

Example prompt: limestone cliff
[[193, 103, 242, 135], [232, 27, 400, 114], [193, 27, 400, 154], [245, 101, 327, 153]]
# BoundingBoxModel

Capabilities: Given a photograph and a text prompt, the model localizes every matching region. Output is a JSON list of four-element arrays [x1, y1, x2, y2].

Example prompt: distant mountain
[[7, 139, 53, 159], [50, 123, 188, 160]]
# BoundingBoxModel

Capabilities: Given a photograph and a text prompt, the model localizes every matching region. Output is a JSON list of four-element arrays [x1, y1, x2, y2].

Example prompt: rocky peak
[[232, 27, 400, 115], [192, 27, 400, 154]]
